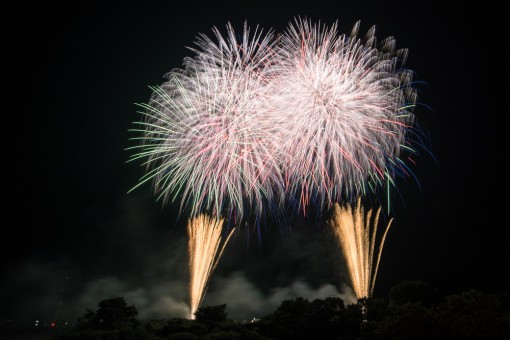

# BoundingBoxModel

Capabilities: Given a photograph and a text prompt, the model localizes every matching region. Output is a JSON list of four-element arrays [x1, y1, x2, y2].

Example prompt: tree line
[[52, 281, 510, 339]]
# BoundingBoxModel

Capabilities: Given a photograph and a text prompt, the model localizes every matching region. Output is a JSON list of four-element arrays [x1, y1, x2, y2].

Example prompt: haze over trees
[[44, 281, 509, 340]]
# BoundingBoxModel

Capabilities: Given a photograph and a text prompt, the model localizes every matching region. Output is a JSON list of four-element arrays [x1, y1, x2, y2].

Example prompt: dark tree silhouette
[[77, 297, 138, 330], [53, 297, 154, 339], [370, 302, 439, 340], [47, 286, 510, 340], [194, 304, 228, 329], [262, 297, 311, 339], [388, 280, 441, 307], [160, 318, 207, 338], [433, 289, 510, 340]]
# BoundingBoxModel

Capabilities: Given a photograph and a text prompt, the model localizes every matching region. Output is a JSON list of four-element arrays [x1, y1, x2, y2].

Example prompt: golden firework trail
[[330, 198, 393, 299], [188, 214, 235, 319]]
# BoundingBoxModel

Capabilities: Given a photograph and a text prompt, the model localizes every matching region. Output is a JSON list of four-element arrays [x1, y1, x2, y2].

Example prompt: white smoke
[[204, 271, 357, 321]]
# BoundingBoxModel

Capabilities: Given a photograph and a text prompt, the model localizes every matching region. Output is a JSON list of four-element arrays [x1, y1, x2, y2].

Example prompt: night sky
[[2, 1, 503, 324]]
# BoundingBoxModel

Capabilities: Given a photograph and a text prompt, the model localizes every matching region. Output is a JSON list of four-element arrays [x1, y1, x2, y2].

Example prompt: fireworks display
[[188, 214, 235, 319], [330, 198, 393, 299], [129, 17, 423, 311], [129, 18, 418, 220]]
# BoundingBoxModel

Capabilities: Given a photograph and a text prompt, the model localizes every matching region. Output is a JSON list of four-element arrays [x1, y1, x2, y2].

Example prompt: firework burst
[[272, 18, 417, 214], [129, 22, 285, 221]]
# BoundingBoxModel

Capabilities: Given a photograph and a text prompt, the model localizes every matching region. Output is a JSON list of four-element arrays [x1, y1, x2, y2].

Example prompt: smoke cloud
[[1, 195, 355, 323], [205, 271, 357, 321]]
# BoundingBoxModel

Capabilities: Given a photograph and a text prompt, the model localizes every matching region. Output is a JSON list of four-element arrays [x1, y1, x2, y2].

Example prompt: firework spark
[[272, 18, 417, 214], [188, 214, 235, 319], [330, 198, 393, 299]]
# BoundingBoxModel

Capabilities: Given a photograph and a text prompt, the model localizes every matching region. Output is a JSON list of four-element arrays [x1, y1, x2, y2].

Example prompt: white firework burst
[[272, 18, 417, 213], [129, 22, 285, 220]]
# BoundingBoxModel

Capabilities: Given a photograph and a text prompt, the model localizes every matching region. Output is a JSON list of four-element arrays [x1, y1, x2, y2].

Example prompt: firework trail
[[330, 198, 393, 299], [272, 18, 417, 214], [129, 22, 285, 222], [188, 214, 235, 319]]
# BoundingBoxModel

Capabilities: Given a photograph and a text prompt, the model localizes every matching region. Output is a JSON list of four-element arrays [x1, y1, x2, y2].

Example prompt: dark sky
[[2, 0, 503, 324]]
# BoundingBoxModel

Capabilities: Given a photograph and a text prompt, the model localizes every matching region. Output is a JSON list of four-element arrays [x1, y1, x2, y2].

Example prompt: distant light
[[51, 322, 56, 327]]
